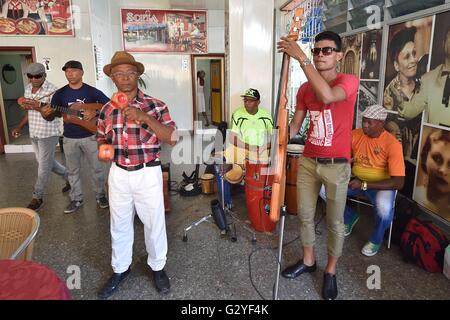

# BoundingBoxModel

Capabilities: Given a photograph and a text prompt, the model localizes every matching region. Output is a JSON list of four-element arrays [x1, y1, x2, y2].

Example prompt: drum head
[[201, 173, 215, 180], [224, 164, 244, 184], [287, 144, 304, 155]]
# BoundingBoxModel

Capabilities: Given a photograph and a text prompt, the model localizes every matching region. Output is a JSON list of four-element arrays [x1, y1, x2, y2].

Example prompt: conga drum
[[244, 159, 275, 232], [285, 144, 304, 215]]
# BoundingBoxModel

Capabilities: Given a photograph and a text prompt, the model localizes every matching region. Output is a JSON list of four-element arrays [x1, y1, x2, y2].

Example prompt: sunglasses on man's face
[[311, 47, 339, 56], [27, 73, 44, 79]]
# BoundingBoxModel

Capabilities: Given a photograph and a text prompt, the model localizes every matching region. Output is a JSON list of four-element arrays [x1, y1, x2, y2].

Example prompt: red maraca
[[111, 92, 128, 110], [98, 144, 114, 161], [17, 96, 26, 107]]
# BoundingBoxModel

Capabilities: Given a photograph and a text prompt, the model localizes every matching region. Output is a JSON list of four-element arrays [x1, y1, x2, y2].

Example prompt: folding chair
[[347, 190, 397, 249]]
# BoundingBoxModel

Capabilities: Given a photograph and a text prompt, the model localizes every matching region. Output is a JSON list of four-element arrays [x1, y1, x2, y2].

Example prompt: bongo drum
[[285, 144, 304, 215], [200, 173, 215, 194], [224, 164, 245, 184]]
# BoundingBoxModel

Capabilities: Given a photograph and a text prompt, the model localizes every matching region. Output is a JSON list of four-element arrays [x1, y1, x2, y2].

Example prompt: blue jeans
[[31, 136, 68, 199], [320, 186, 395, 245], [213, 165, 232, 207]]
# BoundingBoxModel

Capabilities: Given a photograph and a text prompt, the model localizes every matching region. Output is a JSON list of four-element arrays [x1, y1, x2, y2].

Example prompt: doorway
[[191, 55, 225, 131], [0, 47, 35, 153]]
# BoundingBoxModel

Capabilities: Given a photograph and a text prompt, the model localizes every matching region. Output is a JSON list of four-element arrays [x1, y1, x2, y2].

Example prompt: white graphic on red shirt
[[308, 110, 333, 147]]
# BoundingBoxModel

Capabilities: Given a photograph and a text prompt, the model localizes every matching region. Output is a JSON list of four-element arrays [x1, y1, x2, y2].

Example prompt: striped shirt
[[97, 90, 176, 166], [24, 80, 61, 138]]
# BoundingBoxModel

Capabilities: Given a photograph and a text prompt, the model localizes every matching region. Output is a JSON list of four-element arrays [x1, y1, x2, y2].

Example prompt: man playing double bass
[[277, 31, 359, 300]]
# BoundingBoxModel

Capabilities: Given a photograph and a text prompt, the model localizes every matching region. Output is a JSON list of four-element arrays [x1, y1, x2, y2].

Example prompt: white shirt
[[24, 80, 62, 138]]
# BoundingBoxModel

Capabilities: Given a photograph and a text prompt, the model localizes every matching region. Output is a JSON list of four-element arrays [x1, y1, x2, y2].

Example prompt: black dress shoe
[[322, 272, 338, 300], [153, 269, 170, 294], [98, 267, 131, 299], [281, 259, 317, 279]]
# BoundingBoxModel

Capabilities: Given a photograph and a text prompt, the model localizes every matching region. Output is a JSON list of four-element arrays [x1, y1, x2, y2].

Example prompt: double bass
[[269, 8, 304, 223], [270, 8, 304, 300]]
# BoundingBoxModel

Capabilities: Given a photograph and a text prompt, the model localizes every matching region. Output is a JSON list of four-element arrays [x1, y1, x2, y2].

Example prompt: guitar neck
[[40, 102, 98, 118]]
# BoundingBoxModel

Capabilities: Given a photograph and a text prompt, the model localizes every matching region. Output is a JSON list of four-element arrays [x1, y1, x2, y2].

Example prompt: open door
[[210, 60, 222, 126], [0, 47, 35, 153], [192, 55, 224, 130]]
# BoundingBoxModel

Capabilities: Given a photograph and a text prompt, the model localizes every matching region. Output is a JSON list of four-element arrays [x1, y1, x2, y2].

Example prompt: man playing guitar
[[13, 62, 69, 211], [50, 60, 110, 214]]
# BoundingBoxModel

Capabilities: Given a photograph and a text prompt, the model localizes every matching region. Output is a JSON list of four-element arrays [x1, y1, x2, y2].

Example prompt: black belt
[[116, 160, 160, 171], [313, 157, 348, 165]]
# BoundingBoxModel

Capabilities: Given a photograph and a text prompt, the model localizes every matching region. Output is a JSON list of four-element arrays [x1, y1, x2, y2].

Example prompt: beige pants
[[297, 157, 351, 258]]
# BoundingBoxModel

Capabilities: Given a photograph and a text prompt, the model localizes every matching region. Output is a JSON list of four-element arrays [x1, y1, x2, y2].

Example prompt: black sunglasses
[[311, 47, 339, 56], [27, 73, 44, 79]]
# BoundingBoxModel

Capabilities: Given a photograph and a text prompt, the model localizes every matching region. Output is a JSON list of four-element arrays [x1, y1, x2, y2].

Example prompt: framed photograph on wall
[[360, 29, 382, 80], [414, 125, 450, 221], [0, 0, 75, 36], [411, 10, 450, 128], [356, 81, 378, 128], [383, 16, 433, 112], [339, 33, 362, 78], [121, 8, 207, 54]]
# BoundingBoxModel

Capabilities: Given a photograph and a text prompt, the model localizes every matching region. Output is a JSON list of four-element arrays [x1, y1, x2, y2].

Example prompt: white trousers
[[109, 163, 167, 273]]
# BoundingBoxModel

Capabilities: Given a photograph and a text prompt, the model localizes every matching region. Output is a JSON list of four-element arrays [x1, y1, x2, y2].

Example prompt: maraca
[[111, 92, 128, 110], [98, 144, 114, 161], [17, 96, 26, 107], [110, 92, 141, 125]]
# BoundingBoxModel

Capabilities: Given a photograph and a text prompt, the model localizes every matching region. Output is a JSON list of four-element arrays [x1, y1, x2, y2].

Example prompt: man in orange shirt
[[321, 104, 405, 256]]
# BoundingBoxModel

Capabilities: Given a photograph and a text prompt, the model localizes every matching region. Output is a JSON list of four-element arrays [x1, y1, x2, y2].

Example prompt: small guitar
[[17, 97, 103, 134], [47, 103, 103, 134]]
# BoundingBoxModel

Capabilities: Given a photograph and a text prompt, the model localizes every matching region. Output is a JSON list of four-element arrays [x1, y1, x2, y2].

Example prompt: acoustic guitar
[[48, 103, 103, 134], [18, 97, 103, 134]]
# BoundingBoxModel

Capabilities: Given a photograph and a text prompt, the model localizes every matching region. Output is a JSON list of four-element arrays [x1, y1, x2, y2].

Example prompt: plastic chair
[[0, 207, 40, 260], [347, 190, 397, 249]]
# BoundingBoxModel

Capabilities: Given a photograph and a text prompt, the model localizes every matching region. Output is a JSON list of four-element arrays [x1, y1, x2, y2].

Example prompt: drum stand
[[182, 161, 256, 244]]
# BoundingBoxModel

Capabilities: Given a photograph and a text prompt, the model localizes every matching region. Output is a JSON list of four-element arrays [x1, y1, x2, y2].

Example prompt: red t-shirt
[[296, 73, 359, 160]]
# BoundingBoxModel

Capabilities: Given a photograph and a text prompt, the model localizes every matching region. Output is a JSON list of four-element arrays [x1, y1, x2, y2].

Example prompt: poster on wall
[[360, 29, 382, 80], [121, 8, 207, 54], [0, 0, 74, 36], [339, 33, 362, 78], [414, 125, 450, 221], [406, 10, 450, 128], [382, 16, 433, 198], [356, 81, 378, 128]]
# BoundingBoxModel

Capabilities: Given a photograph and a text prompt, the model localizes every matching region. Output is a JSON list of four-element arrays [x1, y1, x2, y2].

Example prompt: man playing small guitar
[[12, 62, 69, 211], [51, 60, 110, 214]]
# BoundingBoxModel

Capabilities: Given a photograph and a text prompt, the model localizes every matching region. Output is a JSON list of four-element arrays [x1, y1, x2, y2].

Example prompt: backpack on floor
[[400, 217, 449, 273]]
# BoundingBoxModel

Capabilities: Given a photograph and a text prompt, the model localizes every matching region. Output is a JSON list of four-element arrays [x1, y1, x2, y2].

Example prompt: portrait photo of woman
[[414, 126, 450, 221]]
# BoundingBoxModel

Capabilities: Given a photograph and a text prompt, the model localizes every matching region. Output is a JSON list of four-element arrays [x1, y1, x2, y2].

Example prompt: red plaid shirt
[[97, 90, 176, 166]]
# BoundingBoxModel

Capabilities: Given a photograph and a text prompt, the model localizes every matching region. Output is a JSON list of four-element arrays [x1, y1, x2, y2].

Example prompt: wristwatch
[[300, 57, 312, 67], [361, 180, 368, 191]]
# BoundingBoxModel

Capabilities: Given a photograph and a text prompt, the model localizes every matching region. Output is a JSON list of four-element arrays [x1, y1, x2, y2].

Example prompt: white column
[[228, 0, 275, 120]]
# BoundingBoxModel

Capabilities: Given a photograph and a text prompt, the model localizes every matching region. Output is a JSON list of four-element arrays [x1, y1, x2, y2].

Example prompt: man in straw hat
[[320, 104, 405, 257], [97, 51, 177, 299]]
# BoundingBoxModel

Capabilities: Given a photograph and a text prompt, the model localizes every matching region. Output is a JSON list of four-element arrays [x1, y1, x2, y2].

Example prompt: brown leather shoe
[[27, 198, 43, 211], [62, 181, 71, 193]]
